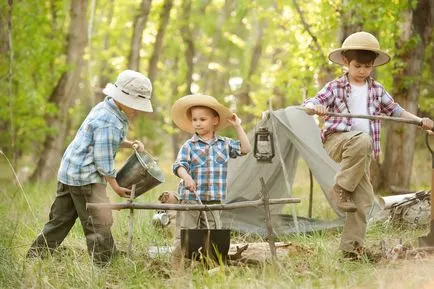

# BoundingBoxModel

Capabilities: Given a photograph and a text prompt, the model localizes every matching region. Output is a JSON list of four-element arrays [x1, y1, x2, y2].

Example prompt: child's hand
[[183, 176, 197, 192], [132, 140, 145, 152], [305, 103, 328, 116], [420, 117, 434, 134], [227, 113, 242, 127], [115, 186, 132, 198]]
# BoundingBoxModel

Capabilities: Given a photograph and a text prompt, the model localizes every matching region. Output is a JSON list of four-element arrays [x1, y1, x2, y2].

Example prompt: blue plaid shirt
[[173, 134, 241, 201], [58, 97, 128, 185]]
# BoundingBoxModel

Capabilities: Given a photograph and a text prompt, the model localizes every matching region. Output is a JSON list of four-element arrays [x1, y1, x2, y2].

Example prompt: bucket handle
[[133, 147, 158, 170]]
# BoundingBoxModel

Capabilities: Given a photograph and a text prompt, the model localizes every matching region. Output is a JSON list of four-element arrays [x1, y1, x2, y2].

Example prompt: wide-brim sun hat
[[171, 94, 233, 134], [328, 31, 391, 67], [103, 70, 153, 112]]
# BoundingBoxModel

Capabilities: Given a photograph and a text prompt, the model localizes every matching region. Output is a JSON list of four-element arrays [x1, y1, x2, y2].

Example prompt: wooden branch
[[292, 0, 323, 56], [297, 106, 422, 126], [127, 185, 136, 256], [260, 177, 277, 260], [86, 197, 300, 211]]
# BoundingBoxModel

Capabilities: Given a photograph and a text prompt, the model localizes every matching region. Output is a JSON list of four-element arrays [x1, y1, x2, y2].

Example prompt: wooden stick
[[127, 184, 136, 257], [296, 106, 422, 126], [260, 177, 277, 260], [308, 169, 313, 218], [86, 197, 301, 211]]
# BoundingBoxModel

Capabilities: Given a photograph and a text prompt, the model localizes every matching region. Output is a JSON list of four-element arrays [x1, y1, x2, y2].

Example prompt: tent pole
[[270, 114, 300, 233], [308, 169, 313, 218]]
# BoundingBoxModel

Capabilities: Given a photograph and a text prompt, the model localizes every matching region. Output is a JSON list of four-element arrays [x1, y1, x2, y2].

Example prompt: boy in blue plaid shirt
[[170, 94, 250, 266], [27, 70, 153, 265]]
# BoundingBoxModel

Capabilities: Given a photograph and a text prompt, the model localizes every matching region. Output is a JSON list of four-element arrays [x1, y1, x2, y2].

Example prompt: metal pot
[[181, 228, 231, 262]]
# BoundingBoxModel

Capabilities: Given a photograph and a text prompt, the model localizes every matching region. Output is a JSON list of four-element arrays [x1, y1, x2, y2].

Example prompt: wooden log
[[86, 197, 301, 211]]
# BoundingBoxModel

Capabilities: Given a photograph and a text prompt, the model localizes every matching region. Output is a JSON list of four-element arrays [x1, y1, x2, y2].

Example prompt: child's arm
[[176, 167, 196, 192], [105, 176, 132, 198], [119, 139, 145, 152], [400, 110, 434, 131], [227, 113, 251, 155], [303, 81, 337, 115]]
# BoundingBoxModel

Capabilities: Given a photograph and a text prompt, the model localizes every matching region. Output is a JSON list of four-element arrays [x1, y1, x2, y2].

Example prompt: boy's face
[[121, 105, 140, 120], [344, 59, 374, 85], [190, 107, 219, 138]]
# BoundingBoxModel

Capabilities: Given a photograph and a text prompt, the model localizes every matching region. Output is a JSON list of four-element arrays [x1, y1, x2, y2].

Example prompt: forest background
[[0, 0, 433, 192], [1, 1, 434, 288]]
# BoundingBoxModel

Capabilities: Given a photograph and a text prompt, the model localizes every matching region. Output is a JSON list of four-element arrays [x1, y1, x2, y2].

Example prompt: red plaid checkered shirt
[[303, 73, 404, 158]]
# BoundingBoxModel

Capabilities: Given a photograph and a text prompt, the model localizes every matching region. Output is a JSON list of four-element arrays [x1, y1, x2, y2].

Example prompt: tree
[[31, 0, 88, 182], [128, 0, 152, 71], [380, 0, 434, 191]]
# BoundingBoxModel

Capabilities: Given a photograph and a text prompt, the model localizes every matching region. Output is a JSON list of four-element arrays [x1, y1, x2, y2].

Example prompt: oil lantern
[[253, 127, 275, 163]]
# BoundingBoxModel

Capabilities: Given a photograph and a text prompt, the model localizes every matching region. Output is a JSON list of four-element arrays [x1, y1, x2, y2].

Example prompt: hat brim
[[103, 83, 153, 112], [171, 94, 233, 134], [328, 47, 391, 67]]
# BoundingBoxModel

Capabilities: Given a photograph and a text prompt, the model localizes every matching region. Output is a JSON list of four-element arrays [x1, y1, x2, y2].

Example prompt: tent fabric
[[222, 106, 345, 234]]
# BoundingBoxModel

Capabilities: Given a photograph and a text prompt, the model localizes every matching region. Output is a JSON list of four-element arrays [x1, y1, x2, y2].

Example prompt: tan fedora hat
[[103, 70, 153, 112], [171, 94, 233, 134], [328, 31, 391, 67]]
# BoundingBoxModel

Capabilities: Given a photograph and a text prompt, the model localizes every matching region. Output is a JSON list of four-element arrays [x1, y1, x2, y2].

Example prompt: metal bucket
[[181, 229, 231, 262], [116, 150, 165, 198]]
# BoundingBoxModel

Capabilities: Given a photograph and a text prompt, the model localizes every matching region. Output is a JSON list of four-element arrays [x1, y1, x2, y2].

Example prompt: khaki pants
[[27, 182, 116, 265], [324, 131, 375, 251], [171, 200, 222, 269]]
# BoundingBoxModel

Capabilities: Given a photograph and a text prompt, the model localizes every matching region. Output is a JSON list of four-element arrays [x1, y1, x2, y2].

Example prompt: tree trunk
[[234, 18, 266, 127], [381, 0, 433, 191], [31, 0, 88, 182], [95, 0, 115, 103], [147, 0, 173, 84], [180, 0, 194, 95], [128, 0, 152, 71]]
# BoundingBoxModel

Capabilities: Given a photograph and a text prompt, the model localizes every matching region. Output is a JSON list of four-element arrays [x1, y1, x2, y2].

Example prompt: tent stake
[[260, 177, 277, 260]]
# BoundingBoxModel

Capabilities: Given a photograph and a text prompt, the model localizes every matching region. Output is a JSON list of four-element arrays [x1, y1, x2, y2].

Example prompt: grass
[[1, 142, 434, 289]]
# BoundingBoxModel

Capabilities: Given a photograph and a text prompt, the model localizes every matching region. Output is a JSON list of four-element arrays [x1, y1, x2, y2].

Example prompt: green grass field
[[1, 143, 434, 289]]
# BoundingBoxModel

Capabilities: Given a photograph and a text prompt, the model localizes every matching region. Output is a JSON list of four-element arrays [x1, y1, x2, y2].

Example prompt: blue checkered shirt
[[173, 134, 241, 201], [58, 97, 128, 185]]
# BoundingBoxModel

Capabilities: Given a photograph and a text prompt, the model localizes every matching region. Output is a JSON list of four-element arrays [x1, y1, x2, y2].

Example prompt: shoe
[[332, 184, 357, 212], [342, 247, 381, 263]]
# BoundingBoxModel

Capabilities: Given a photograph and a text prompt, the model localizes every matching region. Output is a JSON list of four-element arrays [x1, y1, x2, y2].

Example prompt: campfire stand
[[87, 185, 300, 258]]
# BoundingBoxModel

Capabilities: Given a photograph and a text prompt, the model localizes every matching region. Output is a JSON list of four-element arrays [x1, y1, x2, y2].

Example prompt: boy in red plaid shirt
[[303, 31, 433, 260]]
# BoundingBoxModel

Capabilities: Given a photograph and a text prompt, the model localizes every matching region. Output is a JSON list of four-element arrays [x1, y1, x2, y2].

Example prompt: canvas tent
[[221, 106, 345, 235]]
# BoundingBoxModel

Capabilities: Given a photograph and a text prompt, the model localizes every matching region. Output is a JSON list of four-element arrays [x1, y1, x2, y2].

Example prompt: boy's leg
[[340, 173, 374, 252], [324, 131, 372, 192], [27, 182, 78, 258], [70, 183, 116, 265], [324, 131, 375, 252]]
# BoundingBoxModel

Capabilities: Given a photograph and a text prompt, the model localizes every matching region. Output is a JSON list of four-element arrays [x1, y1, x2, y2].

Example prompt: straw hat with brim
[[328, 31, 391, 67], [171, 94, 233, 134], [103, 70, 153, 112]]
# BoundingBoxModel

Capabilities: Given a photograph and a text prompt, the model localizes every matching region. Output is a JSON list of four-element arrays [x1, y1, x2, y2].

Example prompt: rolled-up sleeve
[[380, 87, 403, 117], [303, 82, 336, 107], [93, 126, 122, 177], [228, 139, 241, 158], [173, 143, 191, 177]]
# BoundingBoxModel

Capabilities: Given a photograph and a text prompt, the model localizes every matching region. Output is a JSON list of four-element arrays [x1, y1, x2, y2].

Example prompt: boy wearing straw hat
[[170, 94, 250, 266], [27, 70, 153, 265], [303, 32, 433, 260]]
